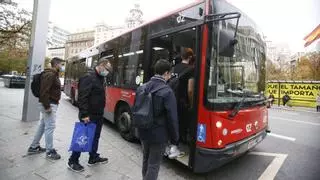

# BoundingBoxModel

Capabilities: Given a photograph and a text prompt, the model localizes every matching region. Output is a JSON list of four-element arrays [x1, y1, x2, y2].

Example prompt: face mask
[[59, 66, 65, 72], [99, 69, 109, 77]]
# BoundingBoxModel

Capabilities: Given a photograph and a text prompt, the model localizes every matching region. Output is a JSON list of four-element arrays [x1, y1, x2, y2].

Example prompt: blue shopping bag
[[69, 122, 96, 152]]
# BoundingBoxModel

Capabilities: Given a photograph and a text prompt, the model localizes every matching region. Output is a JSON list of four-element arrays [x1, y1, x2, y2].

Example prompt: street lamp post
[[22, 0, 51, 122]]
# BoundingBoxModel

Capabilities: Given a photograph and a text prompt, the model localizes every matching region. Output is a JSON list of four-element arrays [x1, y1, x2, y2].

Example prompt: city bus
[[64, 0, 268, 173]]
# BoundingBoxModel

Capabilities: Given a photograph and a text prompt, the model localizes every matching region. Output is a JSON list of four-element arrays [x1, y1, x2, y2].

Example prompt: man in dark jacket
[[138, 59, 179, 180], [68, 60, 112, 172], [27, 57, 64, 160]]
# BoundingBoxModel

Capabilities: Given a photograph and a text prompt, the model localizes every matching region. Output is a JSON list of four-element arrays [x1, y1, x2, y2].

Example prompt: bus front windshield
[[206, 0, 266, 108]]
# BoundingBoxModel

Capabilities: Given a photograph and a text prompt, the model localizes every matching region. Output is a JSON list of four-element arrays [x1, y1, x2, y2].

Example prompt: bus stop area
[[1, 78, 320, 180]]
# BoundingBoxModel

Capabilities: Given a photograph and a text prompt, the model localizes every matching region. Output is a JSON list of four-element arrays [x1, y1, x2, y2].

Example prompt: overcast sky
[[13, 0, 320, 52]]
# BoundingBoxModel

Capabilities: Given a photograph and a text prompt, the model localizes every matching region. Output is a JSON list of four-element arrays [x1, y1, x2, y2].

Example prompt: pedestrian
[[67, 59, 112, 172], [316, 93, 320, 112], [172, 48, 194, 143], [27, 57, 64, 160], [268, 93, 275, 106], [136, 59, 179, 180], [282, 93, 291, 106]]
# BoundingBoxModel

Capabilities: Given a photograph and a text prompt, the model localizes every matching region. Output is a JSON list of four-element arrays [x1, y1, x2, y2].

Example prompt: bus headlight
[[216, 121, 222, 128], [218, 140, 222, 146]]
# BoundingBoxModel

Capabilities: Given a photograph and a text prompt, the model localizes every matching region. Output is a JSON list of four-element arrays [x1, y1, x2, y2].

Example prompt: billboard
[[266, 82, 320, 107]]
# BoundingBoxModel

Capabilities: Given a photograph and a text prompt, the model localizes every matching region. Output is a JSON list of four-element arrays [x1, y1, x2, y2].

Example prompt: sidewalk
[[0, 82, 191, 180], [270, 105, 318, 113]]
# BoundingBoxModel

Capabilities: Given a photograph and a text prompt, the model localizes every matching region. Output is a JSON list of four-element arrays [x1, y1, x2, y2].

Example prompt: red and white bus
[[64, 0, 268, 173]]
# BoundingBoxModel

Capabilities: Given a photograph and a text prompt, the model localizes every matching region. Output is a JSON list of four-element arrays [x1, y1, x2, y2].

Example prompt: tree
[[0, 1, 32, 50], [0, 1, 31, 73], [293, 52, 320, 81]]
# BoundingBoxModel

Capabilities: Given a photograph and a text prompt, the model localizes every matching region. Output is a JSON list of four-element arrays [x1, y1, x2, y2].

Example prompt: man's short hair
[[181, 48, 194, 60], [98, 59, 112, 72], [154, 59, 171, 75], [50, 57, 64, 67]]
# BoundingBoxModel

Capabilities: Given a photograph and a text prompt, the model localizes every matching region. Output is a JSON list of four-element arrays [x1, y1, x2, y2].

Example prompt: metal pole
[[22, 0, 51, 122]]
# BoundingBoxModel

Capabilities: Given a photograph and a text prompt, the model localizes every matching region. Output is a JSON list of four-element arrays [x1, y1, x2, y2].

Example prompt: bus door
[[147, 26, 201, 167]]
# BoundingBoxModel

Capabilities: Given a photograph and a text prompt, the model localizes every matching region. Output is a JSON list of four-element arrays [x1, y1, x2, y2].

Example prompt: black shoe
[[27, 146, 46, 155], [46, 149, 61, 160], [88, 156, 108, 166], [68, 161, 84, 172]]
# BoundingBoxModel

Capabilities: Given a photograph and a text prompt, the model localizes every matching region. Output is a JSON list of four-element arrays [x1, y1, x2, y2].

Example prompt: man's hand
[[82, 117, 90, 123], [45, 108, 52, 114]]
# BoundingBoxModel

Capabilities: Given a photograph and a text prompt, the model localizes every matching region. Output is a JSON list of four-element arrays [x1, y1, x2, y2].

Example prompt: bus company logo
[[231, 129, 243, 134], [246, 123, 252, 132], [254, 121, 259, 130]]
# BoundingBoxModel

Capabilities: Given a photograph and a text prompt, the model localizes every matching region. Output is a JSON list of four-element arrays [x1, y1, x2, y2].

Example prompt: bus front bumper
[[192, 129, 267, 173]]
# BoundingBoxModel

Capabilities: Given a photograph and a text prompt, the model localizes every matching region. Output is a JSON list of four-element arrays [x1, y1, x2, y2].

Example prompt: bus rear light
[[216, 121, 222, 128], [222, 128, 228, 136], [218, 140, 222, 146]]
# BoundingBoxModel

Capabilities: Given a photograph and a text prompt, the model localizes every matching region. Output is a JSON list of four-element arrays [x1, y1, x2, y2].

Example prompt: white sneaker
[[164, 145, 171, 156], [168, 145, 180, 159]]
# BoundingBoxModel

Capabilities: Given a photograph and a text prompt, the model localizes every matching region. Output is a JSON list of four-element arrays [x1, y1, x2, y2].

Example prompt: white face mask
[[59, 66, 65, 72]]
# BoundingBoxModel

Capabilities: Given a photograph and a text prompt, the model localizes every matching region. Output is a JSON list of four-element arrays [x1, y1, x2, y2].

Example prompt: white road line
[[271, 117, 320, 126], [249, 152, 288, 180], [268, 133, 296, 141]]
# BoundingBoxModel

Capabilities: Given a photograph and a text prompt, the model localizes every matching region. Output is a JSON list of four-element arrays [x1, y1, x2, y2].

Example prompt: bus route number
[[176, 14, 185, 24]]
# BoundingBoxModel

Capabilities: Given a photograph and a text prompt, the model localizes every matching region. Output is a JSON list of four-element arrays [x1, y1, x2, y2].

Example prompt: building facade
[[47, 22, 70, 48], [46, 47, 65, 60], [125, 3, 143, 29], [65, 30, 95, 59], [94, 23, 125, 45]]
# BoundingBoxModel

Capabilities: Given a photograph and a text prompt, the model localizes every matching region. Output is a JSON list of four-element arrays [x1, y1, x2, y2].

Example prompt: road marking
[[249, 152, 288, 180], [268, 133, 296, 141], [271, 117, 320, 126]]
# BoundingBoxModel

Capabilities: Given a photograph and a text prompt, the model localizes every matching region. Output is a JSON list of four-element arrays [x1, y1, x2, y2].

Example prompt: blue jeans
[[30, 104, 58, 152]]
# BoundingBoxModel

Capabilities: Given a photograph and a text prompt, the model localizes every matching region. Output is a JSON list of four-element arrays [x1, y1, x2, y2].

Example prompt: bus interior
[[150, 27, 198, 165]]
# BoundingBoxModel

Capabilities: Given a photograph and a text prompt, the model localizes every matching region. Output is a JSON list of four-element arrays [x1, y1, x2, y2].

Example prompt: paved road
[[0, 81, 319, 180]]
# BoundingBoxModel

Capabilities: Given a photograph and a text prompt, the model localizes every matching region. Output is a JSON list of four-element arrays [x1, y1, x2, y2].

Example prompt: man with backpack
[[27, 57, 64, 160], [170, 48, 194, 143], [67, 59, 112, 172], [133, 59, 179, 180]]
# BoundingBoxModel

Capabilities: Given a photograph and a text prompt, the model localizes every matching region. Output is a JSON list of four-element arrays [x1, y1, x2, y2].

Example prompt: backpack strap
[[150, 84, 167, 94]]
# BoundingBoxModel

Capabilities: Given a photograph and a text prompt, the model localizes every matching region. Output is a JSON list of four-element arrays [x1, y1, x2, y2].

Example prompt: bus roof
[[67, 0, 205, 61]]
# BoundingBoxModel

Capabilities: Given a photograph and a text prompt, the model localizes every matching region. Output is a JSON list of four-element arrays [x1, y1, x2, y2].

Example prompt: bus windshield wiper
[[228, 91, 248, 119], [227, 89, 264, 119]]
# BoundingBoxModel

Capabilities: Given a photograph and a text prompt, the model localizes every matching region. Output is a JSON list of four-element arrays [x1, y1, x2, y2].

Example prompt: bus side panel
[[105, 87, 135, 115]]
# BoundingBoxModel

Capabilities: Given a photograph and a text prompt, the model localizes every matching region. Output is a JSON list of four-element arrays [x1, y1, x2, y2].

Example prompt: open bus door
[[146, 25, 202, 168]]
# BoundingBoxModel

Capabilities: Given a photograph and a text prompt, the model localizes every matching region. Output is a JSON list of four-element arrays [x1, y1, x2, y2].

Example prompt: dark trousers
[[317, 106, 320, 112], [141, 141, 166, 180], [69, 116, 103, 163], [178, 104, 190, 142]]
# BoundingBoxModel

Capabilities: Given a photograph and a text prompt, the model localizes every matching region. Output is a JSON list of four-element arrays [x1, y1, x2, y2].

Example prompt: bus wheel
[[116, 106, 135, 142]]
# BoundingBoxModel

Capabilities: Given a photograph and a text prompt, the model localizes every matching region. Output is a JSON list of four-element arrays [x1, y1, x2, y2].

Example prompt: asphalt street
[[0, 80, 319, 180]]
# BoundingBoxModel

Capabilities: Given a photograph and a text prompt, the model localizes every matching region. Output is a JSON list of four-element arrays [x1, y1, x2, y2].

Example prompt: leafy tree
[[0, 1, 31, 73], [294, 52, 320, 81]]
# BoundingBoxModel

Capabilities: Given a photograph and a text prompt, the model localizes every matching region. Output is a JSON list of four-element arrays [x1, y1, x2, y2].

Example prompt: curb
[[270, 106, 318, 113]]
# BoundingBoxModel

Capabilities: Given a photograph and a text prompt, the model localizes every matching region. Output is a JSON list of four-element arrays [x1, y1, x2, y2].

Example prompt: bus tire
[[116, 106, 135, 142]]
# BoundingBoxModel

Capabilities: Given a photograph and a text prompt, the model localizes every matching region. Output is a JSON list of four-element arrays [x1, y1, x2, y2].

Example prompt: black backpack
[[167, 67, 191, 101], [132, 83, 167, 129], [31, 72, 43, 98]]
